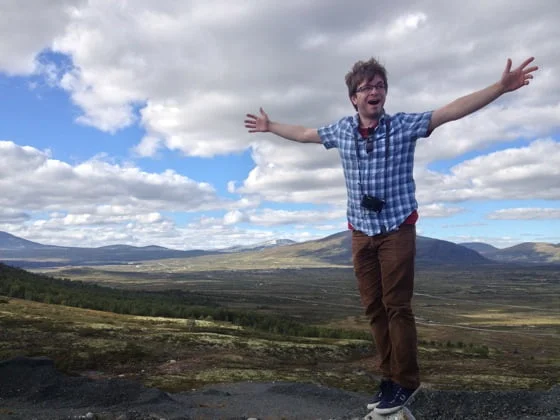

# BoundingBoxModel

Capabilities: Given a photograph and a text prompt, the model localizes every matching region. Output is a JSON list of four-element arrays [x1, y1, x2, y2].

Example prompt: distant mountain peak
[[0, 231, 53, 250], [459, 242, 499, 254], [460, 241, 560, 264]]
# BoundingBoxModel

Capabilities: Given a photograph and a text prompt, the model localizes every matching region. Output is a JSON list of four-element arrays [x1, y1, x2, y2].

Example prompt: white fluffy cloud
[[488, 208, 560, 220], [37, 1, 560, 175], [223, 208, 346, 227], [0, 140, 223, 213], [235, 139, 345, 204], [416, 138, 560, 203], [416, 104, 560, 165], [0, 0, 85, 75], [419, 203, 465, 218]]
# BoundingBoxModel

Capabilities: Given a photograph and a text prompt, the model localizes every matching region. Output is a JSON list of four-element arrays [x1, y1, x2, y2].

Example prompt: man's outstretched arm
[[244, 107, 321, 143], [429, 57, 539, 132]]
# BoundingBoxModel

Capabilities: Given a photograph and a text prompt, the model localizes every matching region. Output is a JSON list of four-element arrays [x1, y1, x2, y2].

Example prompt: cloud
[[47, 209, 165, 226], [0, 209, 31, 224], [0, 0, 85, 75], [419, 203, 465, 218], [488, 208, 560, 220], [22, 1, 557, 164], [223, 208, 346, 227], [234, 139, 346, 204], [0, 0, 559, 248], [416, 138, 560, 203], [415, 105, 560, 164], [0, 140, 222, 212], [223, 210, 245, 225], [387, 12, 428, 38]]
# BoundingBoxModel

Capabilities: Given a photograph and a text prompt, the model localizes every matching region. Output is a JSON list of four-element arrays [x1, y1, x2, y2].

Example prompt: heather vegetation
[[0, 263, 369, 341], [1, 261, 559, 393]]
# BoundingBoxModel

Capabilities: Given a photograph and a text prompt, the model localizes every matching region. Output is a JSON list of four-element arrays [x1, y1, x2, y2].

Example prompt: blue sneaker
[[366, 379, 393, 410], [374, 383, 419, 414]]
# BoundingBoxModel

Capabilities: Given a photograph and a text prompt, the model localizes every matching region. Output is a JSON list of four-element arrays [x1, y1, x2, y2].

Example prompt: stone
[[364, 407, 415, 420]]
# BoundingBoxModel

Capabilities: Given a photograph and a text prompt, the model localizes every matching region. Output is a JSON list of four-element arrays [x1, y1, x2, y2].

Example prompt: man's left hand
[[500, 57, 539, 93]]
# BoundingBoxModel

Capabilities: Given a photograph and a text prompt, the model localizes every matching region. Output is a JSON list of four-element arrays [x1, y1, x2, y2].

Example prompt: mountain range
[[1, 230, 559, 268], [460, 241, 560, 264]]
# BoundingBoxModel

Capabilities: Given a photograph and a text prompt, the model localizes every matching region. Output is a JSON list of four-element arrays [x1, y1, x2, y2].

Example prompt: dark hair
[[345, 58, 388, 110]]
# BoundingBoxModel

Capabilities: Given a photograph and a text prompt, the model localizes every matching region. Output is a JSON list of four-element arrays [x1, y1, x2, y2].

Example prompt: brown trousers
[[351, 224, 419, 389]]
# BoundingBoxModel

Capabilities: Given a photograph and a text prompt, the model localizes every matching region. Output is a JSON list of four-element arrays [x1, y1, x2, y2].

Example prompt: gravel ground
[[1, 357, 559, 420]]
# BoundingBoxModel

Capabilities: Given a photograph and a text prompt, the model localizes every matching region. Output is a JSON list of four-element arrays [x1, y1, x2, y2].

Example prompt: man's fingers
[[504, 58, 512, 73], [246, 114, 257, 120], [523, 65, 539, 74], [515, 58, 537, 74], [519, 56, 535, 69]]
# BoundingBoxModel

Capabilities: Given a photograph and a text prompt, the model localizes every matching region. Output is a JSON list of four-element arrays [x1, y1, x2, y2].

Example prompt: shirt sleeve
[[318, 118, 344, 149], [396, 111, 433, 140]]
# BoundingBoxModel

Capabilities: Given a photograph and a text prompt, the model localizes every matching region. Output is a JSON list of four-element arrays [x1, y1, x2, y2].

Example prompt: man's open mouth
[[368, 100, 380, 105]]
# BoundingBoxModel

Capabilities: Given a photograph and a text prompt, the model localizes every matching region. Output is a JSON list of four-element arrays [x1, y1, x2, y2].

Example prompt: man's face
[[351, 75, 387, 121]]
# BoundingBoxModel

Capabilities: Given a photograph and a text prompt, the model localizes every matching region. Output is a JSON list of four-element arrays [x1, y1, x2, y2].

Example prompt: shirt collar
[[351, 110, 388, 129]]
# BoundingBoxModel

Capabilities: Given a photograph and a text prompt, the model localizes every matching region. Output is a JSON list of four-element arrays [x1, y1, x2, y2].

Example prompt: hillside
[[221, 239, 297, 253], [462, 241, 560, 264], [460, 242, 499, 254], [488, 242, 560, 264], [0, 231, 220, 267], [1, 264, 559, 419], [4, 229, 560, 268], [238, 230, 491, 267], [0, 231, 60, 250], [416, 236, 490, 265]]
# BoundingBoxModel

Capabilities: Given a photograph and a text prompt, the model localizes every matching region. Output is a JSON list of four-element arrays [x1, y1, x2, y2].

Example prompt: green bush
[[0, 263, 369, 341]]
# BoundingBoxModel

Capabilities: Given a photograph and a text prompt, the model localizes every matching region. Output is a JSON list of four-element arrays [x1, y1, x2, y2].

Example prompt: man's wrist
[[494, 81, 507, 95]]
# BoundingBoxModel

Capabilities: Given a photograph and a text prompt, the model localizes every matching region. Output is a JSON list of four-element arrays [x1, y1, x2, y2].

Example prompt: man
[[244, 57, 538, 414]]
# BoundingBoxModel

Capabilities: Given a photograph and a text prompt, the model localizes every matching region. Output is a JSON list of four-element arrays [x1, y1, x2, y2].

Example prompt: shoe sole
[[366, 401, 380, 410], [373, 386, 420, 415]]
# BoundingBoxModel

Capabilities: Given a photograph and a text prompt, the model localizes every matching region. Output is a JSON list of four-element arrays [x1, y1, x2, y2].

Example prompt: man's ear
[[350, 94, 358, 107]]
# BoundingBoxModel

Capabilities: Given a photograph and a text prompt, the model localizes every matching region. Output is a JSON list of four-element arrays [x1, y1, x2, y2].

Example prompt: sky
[[0, 0, 559, 250]]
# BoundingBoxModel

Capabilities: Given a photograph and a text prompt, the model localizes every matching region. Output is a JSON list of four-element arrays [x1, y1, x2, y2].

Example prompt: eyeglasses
[[356, 83, 386, 93]]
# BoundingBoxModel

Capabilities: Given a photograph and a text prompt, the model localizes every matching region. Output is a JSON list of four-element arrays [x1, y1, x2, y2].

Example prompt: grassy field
[[3, 262, 560, 393], [0, 297, 378, 393]]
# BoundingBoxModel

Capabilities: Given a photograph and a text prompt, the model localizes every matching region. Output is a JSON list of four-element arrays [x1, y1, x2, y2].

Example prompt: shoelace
[[391, 387, 408, 403]]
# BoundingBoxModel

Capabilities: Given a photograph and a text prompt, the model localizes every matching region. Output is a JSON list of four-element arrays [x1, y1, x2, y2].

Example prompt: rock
[[364, 407, 415, 420]]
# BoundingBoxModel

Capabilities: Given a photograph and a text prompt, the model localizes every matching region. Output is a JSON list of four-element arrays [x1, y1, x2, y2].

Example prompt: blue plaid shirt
[[318, 111, 433, 236]]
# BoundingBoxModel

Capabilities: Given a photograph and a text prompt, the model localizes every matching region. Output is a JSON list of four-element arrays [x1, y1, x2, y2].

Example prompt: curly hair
[[345, 58, 388, 109]]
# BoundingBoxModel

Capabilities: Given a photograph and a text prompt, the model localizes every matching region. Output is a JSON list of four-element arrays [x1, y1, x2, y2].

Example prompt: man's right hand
[[245, 107, 270, 133], [243, 108, 321, 143]]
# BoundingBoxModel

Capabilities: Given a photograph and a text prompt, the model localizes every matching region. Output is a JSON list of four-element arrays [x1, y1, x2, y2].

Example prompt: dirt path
[[1, 357, 559, 420]]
